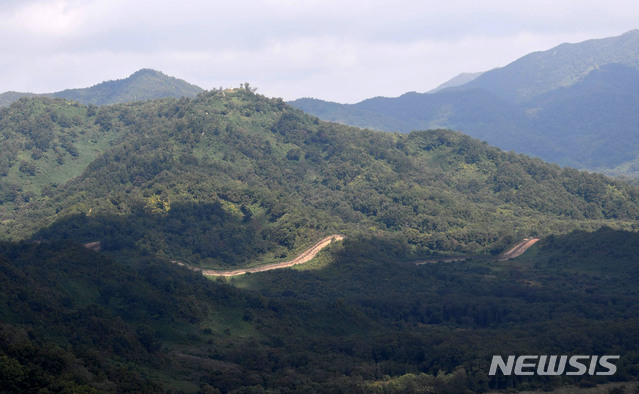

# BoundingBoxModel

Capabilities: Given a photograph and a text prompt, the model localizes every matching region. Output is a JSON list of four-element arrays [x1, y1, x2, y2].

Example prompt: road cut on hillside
[[498, 238, 540, 261], [176, 235, 344, 277]]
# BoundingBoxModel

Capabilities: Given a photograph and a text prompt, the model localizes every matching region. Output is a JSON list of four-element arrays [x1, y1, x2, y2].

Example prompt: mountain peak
[[132, 68, 162, 75], [50, 69, 204, 105], [127, 68, 175, 80], [0, 69, 204, 107]]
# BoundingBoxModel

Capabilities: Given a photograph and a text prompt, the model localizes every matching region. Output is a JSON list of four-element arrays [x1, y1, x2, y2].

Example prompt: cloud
[[1, 0, 638, 101]]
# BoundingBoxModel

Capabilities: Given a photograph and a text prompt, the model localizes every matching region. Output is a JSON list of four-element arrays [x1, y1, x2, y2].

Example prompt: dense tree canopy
[[1, 88, 639, 268], [1, 89, 639, 392]]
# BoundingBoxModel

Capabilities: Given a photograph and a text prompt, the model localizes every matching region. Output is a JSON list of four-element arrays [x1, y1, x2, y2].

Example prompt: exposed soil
[[179, 235, 344, 277], [498, 238, 540, 261]]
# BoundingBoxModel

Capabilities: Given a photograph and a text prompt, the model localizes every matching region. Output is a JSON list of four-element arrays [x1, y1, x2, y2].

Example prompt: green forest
[[1, 229, 639, 392], [2, 88, 639, 267], [1, 88, 639, 392]]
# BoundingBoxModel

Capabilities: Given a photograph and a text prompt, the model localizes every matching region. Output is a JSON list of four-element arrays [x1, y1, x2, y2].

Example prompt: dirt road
[[183, 235, 344, 277], [498, 238, 540, 261]]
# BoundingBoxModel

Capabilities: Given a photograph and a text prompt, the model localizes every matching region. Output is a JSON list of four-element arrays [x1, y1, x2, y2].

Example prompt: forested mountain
[[0, 69, 203, 108], [2, 88, 639, 391], [2, 88, 639, 268], [290, 30, 639, 178]]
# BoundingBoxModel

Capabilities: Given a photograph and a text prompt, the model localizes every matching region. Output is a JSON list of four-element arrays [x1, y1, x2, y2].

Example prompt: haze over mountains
[[0, 69, 203, 107], [290, 29, 639, 178]]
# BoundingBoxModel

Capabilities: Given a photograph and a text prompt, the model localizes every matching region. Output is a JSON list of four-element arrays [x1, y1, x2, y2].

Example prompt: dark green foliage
[[0, 240, 243, 391], [1, 227, 639, 391], [18, 161, 36, 176], [0, 324, 100, 393], [229, 231, 639, 392], [34, 202, 273, 267], [537, 227, 639, 273], [1, 58, 639, 392], [0, 85, 638, 391]]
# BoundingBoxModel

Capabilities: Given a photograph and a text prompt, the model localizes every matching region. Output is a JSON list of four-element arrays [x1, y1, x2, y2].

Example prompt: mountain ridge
[[458, 29, 639, 102], [0, 68, 204, 107], [428, 71, 485, 93], [3, 89, 639, 267]]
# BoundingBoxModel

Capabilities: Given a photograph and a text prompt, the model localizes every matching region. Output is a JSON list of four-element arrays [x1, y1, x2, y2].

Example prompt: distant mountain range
[[290, 29, 639, 178], [0, 69, 203, 107]]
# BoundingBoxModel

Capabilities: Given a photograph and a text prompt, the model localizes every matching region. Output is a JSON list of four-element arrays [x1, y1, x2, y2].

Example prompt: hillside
[[525, 63, 639, 169], [0, 240, 220, 391], [2, 89, 639, 270], [290, 30, 639, 178], [0, 69, 203, 108]]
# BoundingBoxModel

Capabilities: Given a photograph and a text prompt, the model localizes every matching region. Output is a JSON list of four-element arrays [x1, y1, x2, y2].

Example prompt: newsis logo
[[489, 355, 620, 376]]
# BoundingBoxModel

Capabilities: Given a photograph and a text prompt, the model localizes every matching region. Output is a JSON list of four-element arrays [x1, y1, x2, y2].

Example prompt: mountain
[[524, 63, 639, 170], [0, 69, 204, 107], [462, 29, 639, 102], [2, 88, 639, 264], [290, 30, 639, 178], [2, 90, 639, 391]]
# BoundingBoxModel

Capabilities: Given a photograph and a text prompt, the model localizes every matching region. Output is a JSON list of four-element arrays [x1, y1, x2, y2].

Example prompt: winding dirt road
[[180, 235, 344, 277], [174, 235, 536, 276]]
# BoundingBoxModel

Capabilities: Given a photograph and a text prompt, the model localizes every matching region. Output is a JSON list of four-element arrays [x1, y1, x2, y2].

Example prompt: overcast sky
[[1, 0, 637, 103]]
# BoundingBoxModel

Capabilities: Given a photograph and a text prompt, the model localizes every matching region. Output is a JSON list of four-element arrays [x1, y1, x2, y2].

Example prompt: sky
[[1, 0, 638, 103]]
